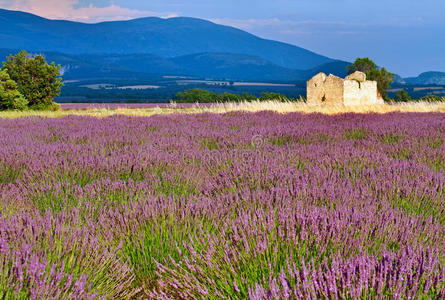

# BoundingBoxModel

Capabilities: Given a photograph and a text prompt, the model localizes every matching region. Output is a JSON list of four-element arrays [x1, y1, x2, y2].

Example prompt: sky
[[0, 0, 444, 77]]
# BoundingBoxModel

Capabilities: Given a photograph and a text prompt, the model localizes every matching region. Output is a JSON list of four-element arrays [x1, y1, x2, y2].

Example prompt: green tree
[[0, 70, 28, 110], [2, 50, 62, 110], [347, 57, 394, 100], [259, 92, 289, 102], [219, 92, 242, 102], [241, 92, 257, 101], [175, 89, 216, 103], [395, 89, 412, 102]]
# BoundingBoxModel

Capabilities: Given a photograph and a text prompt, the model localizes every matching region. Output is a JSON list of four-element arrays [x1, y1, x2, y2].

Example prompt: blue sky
[[1, 0, 444, 76]]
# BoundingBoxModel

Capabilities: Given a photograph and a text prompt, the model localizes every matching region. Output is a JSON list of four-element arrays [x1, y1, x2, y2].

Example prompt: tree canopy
[[1, 50, 62, 110], [347, 57, 394, 100], [0, 70, 28, 110]]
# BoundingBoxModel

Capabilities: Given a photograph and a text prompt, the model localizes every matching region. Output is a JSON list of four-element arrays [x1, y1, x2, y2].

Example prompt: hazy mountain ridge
[[405, 72, 445, 85], [170, 53, 306, 81], [0, 49, 327, 81], [305, 61, 351, 79], [0, 8, 332, 70]]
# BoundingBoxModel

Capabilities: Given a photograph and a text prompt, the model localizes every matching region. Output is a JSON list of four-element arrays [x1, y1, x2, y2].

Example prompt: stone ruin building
[[306, 71, 384, 105]]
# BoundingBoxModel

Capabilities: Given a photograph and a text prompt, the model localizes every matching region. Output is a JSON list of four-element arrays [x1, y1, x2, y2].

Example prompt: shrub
[[418, 94, 444, 102], [259, 92, 289, 102], [175, 89, 254, 103], [395, 89, 411, 102], [0, 70, 28, 110], [175, 89, 216, 103]]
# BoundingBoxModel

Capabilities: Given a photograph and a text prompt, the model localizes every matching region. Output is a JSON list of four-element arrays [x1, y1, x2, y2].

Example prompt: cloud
[[210, 17, 355, 31], [209, 16, 424, 45], [210, 16, 424, 34], [209, 17, 363, 39], [209, 17, 367, 38], [2, 0, 176, 22]]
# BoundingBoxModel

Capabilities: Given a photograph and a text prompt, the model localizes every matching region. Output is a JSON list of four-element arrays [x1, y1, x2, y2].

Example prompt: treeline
[[174, 89, 302, 103], [393, 90, 444, 102]]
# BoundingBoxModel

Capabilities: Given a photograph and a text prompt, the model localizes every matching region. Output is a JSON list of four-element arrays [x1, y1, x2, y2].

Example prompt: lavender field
[[0, 112, 444, 299]]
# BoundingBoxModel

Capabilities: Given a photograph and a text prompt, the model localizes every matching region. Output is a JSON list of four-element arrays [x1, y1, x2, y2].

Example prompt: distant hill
[[305, 61, 351, 79], [0, 49, 325, 82], [171, 53, 305, 81], [0, 49, 163, 80], [392, 74, 406, 84], [0, 8, 333, 70], [405, 72, 445, 85]]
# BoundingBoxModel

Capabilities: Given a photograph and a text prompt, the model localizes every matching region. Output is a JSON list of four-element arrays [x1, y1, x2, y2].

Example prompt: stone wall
[[307, 73, 344, 104], [307, 73, 327, 104], [323, 75, 344, 104], [343, 80, 382, 105]]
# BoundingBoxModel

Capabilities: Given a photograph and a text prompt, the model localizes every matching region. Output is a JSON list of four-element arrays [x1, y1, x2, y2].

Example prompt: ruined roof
[[308, 72, 327, 83], [326, 74, 343, 81], [345, 71, 367, 82]]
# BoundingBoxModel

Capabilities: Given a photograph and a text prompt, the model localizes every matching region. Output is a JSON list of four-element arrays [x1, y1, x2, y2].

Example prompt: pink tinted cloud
[[6, 0, 177, 22]]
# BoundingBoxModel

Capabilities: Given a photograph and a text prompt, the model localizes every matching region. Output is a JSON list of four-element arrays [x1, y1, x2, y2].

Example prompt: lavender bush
[[0, 112, 444, 299]]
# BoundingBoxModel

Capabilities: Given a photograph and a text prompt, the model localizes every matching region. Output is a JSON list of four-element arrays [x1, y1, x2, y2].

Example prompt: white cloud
[[209, 18, 358, 40], [210, 16, 423, 33], [210, 17, 356, 31], [2, 0, 176, 22]]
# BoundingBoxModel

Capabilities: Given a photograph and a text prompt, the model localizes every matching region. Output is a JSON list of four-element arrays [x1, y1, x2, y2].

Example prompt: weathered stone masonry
[[307, 71, 384, 105]]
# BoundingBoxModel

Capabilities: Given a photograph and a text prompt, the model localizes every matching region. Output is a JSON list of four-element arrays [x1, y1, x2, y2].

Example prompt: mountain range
[[0, 8, 442, 86], [0, 9, 331, 69], [0, 8, 351, 82]]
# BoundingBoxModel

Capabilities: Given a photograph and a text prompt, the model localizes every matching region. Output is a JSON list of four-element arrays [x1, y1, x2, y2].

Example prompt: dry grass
[[0, 106, 179, 119], [202, 101, 445, 114], [1, 101, 445, 119]]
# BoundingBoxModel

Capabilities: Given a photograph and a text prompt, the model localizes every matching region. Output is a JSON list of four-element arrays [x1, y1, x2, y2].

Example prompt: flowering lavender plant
[[0, 112, 444, 298]]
